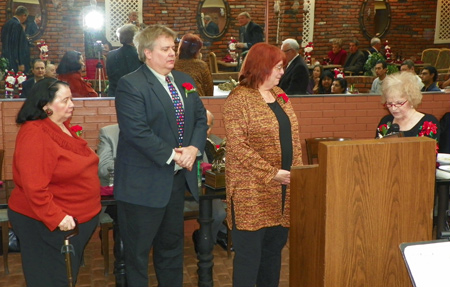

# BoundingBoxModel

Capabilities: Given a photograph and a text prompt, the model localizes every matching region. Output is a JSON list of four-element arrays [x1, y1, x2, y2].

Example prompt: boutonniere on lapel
[[182, 82, 196, 97], [277, 93, 289, 103]]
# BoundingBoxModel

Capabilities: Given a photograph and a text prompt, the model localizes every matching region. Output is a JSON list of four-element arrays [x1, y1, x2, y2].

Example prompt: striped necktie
[[165, 76, 185, 147]]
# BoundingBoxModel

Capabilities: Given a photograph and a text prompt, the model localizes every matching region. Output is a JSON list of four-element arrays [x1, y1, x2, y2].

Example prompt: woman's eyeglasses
[[383, 100, 408, 108]]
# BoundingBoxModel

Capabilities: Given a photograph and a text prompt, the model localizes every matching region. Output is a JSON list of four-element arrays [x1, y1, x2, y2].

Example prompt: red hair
[[239, 43, 286, 89]]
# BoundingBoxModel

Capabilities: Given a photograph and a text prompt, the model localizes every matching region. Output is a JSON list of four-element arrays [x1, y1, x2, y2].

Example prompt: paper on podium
[[400, 240, 450, 287]]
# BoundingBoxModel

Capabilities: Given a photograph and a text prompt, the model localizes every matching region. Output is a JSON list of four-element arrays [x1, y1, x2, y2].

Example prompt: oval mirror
[[197, 0, 231, 41], [359, 0, 391, 40], [7, 0, 47, 42]]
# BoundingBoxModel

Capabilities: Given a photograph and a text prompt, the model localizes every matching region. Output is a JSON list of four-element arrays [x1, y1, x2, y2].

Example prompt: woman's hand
[[58, 215, 76, 231], [274, 169, 290, 185]]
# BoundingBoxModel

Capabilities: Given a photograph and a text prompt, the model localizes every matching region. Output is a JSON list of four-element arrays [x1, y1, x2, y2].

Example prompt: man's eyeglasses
[[383, 100, 408, 108]]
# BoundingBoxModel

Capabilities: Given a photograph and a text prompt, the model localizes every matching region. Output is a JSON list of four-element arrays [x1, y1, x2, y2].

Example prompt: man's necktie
[[166, 76, 185, 147]]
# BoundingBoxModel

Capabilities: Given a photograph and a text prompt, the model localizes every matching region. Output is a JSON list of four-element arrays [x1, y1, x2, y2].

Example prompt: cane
[[60, 218, 79, 287]]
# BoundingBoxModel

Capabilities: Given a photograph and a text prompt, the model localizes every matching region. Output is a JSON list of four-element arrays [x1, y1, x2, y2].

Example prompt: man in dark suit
[[204, 15, 219, 35], [236, 12, 264, 52], [106, 24, 142, 97], [114, 24, 208, 286], [1, 6, 30, 73], [278, 38, 309, 95], [343, 38, 366, 75], [21, 59, 45, 98]]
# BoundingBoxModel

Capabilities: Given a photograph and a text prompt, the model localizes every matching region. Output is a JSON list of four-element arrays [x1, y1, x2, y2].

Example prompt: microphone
[[384, 123, 403, 138]]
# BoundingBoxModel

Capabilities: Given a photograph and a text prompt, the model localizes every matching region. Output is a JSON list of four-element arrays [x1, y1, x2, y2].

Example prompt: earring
[[45, 108, 53, 116]]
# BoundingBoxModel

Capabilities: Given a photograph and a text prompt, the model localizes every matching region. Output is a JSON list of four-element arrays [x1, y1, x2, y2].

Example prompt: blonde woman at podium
[[223, 43, 303, 287], [376, 72, 439, 141]]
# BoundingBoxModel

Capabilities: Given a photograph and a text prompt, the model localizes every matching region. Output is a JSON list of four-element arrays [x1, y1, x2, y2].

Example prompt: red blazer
[[58, 71, 98, 97]]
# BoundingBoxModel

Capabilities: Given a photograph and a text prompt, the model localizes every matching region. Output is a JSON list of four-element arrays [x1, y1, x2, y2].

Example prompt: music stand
[[94, 41, 105, 97]]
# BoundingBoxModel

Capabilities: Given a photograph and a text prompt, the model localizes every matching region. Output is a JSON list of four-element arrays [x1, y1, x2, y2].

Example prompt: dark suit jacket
[[205, 21, 219, 35], [114, 66, 208, 208], [106, 44, 142, 97], [21, 78, 34, 98], [278, 55, 309, 95], [1, 17, 30, 72], [343, 50, 366, 74], [239, 21, 263, 51]]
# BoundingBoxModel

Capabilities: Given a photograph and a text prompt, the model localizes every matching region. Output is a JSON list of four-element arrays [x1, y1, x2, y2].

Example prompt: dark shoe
[[192, 229, 199, 253], [216, 232, 228, 251]]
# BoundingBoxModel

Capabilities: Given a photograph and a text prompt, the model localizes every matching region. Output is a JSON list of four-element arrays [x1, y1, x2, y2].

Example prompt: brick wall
[[1, 93, 448, 180], [0, 0, 448, 68]]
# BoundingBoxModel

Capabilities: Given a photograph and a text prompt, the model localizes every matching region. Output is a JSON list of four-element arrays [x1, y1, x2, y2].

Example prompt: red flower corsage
[[182, 82, 196, 97], [70, 125, 83, 137], [418, 121, 437, 137], [277, 93, 289, 103]]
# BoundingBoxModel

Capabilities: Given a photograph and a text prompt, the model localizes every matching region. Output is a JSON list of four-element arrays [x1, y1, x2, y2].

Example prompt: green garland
[[364, 52, 398, 76], [0, 57, 9, 73]]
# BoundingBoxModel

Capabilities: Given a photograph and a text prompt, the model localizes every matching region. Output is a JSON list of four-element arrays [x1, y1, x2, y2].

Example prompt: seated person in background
[[57, 51, 98, 97], [369, 37, 383, 55], [331, 78, 348, 94], [315, 69, 334, 94], [278, 38, 309, 95], [235, 12, 264, 52], [420, 66, 441, 92], [343, 38, 366, 75], [307, 63, 323, 94], [400, 60, 424, 89], [375, 72, 439, 143], [370, 60, 387, 94], [174, 33, 213, 97], [45, 63, 58, 79], [327, 38, 347, 65], [204, 15, 219, 35], [106, 24, 142, 97], [21, 59, 45, 98]]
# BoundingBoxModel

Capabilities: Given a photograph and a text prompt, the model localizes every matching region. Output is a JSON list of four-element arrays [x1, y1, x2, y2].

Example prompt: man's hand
[[174, 146, 198, 171], [236, 42, 245, 49], [58, 215, 76, 231], [18, 65, 25, 72]]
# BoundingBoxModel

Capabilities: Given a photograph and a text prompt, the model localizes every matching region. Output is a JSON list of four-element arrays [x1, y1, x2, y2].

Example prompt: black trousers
[[231, 224, 289, 287], [8, 209, 99, 287], [117, 171, 186, 287]]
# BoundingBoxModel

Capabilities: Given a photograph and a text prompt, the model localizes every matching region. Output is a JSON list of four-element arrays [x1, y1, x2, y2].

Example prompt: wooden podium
[[290, 137, 436, 287]]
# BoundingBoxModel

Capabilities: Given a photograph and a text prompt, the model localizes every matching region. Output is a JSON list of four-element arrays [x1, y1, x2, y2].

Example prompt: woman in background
[[375, 72, 440, 141], [331, 77, 348, 94], [308, 63, 323, 94], [8, 78, 101, 286], [174, 33, 213, 97], [57, 50, 98, 97], [316, 69, 334, 94], [327, 38, 347, 65], [223, 42, 303, 286]]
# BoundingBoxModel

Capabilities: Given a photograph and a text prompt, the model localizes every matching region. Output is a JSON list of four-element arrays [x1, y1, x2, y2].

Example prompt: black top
[[375, 113, 440, 141], [267, 100, 293, 171]]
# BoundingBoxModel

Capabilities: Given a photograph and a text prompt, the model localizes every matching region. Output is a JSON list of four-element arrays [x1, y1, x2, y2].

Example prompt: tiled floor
[[0, 224, 290, 287]]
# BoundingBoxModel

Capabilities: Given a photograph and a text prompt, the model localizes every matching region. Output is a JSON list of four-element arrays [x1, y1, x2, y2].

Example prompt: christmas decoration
[[36, 40, 49, 60], [5, 70, 16, 98], [304, 42, 314, 65], [16, 71, 27, 98]]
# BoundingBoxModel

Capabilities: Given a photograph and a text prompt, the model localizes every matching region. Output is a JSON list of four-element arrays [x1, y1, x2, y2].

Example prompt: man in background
[[204, 15, 219, 35], [278, 38, 309, 95], [21, 59, 45, 98], [343, 38, 366, 75], [106, 24, 142, 97], [400, 60, 424, 89], [1, 6, 30, 73], [127, 11, 146, 30], [420, 66, 441, 92], [235, 12, 263, 52], [369, 37, 383, 55], [370, 60, 387, 94]]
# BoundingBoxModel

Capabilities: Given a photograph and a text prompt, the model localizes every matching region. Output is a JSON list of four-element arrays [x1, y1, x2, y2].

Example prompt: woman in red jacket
[[8, 78, 101, 286], [57, 50, 98, 97]]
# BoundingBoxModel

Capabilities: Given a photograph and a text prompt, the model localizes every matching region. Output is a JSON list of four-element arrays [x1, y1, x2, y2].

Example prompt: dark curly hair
[[56, 50, 83, 74], [16, 78, 70, 124]]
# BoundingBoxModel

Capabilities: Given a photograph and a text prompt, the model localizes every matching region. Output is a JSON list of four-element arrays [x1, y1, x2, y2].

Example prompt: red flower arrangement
[[182, 82, 196, 97], [277, 93, 289, 103], [70, 125, 83, 137], [418, 121, 438, 137]]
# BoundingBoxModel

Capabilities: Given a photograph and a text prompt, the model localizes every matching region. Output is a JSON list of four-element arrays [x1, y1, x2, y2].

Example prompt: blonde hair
[[133, 24, 177, 62], [381, 72, 422, 108]]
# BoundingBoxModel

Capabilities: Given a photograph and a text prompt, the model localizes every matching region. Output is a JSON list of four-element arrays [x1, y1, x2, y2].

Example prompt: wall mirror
[[7, 0, 47, 42], [196, 0, 231, 41], [359, 0, 391, 40]]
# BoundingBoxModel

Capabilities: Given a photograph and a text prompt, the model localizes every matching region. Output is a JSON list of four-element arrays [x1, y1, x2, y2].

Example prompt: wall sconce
[[274, 0, 281, 14], [51, 0, 61, 9], [292, 0, 300, 13]]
